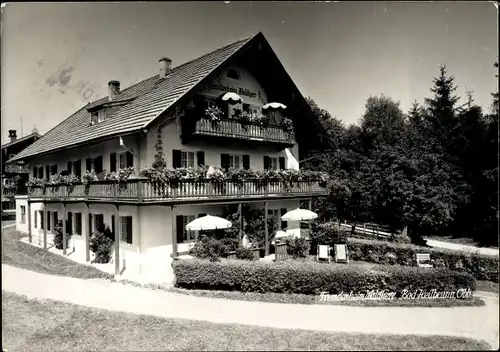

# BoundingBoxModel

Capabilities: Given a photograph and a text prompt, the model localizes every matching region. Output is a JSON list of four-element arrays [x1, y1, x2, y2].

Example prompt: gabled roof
[[11, 32, 333, 162], [1, 132, 41, 150], [10, 34, 255, 162]]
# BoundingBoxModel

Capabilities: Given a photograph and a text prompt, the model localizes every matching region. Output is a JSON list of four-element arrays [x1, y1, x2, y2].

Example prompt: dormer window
[[90, 110, 106, 125], [226, 69, 240, 80]]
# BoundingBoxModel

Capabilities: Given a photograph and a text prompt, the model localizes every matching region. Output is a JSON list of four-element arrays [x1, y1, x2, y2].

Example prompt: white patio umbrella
[[262, 102, 287, 111], [185, 214, 232, 231], [281, 208, 318, 222], [220, 92, 243, 105]]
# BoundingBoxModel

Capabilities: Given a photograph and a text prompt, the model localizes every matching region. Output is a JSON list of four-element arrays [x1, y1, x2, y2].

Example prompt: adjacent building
[[1, 128, 41, 219], [10, 32, 333, 285]]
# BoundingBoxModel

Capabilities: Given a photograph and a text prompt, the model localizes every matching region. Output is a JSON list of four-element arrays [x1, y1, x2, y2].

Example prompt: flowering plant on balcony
[[26, 177, 47, 188], [82, 170, 98, 184], [227, 167, 252, 189], [252, 112, 267, 128], [207, 166, 226, 184], [204, 105, 224, 129], [105, 167, 135, 182], [3, 183, 17, 191], [281, 117, 294, 138]]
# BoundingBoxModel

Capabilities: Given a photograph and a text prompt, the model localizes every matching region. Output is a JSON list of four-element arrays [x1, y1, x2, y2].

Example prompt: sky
[[1, 2, 498, 144]]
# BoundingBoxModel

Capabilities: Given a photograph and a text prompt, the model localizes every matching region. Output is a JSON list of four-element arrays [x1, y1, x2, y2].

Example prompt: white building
[[10, 32, 333, 285]]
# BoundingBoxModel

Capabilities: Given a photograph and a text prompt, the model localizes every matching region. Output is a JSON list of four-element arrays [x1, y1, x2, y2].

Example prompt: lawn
[[2, 291, 491, 351], [1, 228, 113, 280]]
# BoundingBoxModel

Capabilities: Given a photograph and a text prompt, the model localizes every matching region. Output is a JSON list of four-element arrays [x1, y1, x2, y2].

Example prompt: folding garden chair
[[334, 244, 349, 264], [317, 244, 331, 263]]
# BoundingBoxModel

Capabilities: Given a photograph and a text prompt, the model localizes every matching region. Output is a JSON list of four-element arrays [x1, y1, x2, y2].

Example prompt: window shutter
[[126, 151, 134, 168], [176, 215, 184, 243], [279, 157, 286, 170], [33, 168, 38, 179], [196, 151, 205, 166], [89, 213, 93, 235], [74, 160, 81, 177], [280, 208, 287, 230], [67, 161, 72, 174], [127, 217, 133, 244], [51, 164, 58, 175], [221, 154, 230, 170], [39, 167, 44, 179], [45, 166, 50, 178], [40, 211, 44, 230], [47, 211, 51, 231], [242, 155, 250, 170], [263, 156, 270, 170], [110, 215, 115, 239], [172, 149, 182, 168], [67, 212, 73, 234], [110, 153, 117, 172], [86, 158, 92, 172]]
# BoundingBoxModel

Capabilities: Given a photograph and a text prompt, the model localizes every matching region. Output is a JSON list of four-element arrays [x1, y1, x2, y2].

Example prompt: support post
[[264, 201, 269, 256], [62, 203, 67, 255], [172, 206, 178, 257], [43, 205, 48, 250], [114, 205, 120, 276], [308, 199, 312, 235], [238, 203, 243, 245], [84, 203, 90, 262], [27, 202, 32, 243]]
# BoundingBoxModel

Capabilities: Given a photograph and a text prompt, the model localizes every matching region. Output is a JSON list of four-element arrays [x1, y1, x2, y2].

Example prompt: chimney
[[108, 80, 120, 101], [159, 57, 172, 79], [8, 130, 17, 143]]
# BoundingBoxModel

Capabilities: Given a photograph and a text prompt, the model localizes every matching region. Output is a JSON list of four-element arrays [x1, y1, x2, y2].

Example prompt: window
[[53, 212, 58, 228], [118, 151, 134, 169], [47, 211, 51, 230], [93, 156, 103, 174], [51, 164, 58, 176], [228, 155, 241, 169], [75, 213, 82, 235], [33, 167, 38, 179], [120, 216, 133, 244], [20, 206, 26, 224], [90, 110, 106, 125], [226, 69, 241, 80], [67, 161, 73, 174], [34, 211, 38, 229], [182, 215, 196, 242], [94, 214, 104, 232], [269, 157, 278, 170], [38, 167, 44, 179], [181, 151, 195, 168], [74, 160, 82, 177]]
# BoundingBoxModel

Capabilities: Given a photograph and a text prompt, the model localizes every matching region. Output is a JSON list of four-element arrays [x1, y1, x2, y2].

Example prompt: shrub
[[390, 234, 412, 244], [53, 220, 71, 250], [190, 235, 233, 262], [89, 226, 114, 263], [346, 237, 499, 282], [284, 237, 310, 259], [173, 259, 476, 295], [235, 247, 254, 261]]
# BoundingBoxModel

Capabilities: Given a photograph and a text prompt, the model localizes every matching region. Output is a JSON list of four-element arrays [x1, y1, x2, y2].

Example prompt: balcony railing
[[191, 118, 294, 145], [27, 178, 327, 203], [2, 186, 28, 197]]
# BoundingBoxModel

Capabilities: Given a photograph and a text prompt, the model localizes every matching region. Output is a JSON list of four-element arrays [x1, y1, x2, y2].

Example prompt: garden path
[[2, 264, 498, 349]]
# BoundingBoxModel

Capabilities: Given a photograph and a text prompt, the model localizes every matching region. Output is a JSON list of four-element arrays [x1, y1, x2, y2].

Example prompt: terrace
[[187, 117, 295, 147], [27, 177, 327, 204]]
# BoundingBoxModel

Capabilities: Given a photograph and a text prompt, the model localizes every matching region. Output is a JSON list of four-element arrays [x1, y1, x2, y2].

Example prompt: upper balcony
[[187, 118, 295, 147], [27, 178, 327, 204]]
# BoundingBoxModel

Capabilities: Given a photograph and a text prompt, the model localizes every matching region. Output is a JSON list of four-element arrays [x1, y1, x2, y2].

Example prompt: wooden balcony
[[4, 164, 30, 174], [27, 178, 327, 204], [186, 118, 294, 147]]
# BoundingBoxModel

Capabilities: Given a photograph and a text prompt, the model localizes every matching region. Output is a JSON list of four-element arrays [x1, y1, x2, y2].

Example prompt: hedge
[[345, 237, 499, 282], [173, 259, 476, 296]]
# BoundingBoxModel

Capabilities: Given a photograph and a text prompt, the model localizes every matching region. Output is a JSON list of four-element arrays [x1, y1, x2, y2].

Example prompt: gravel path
[[423, 238, 499, 256], [2, 264, 498, 349]]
